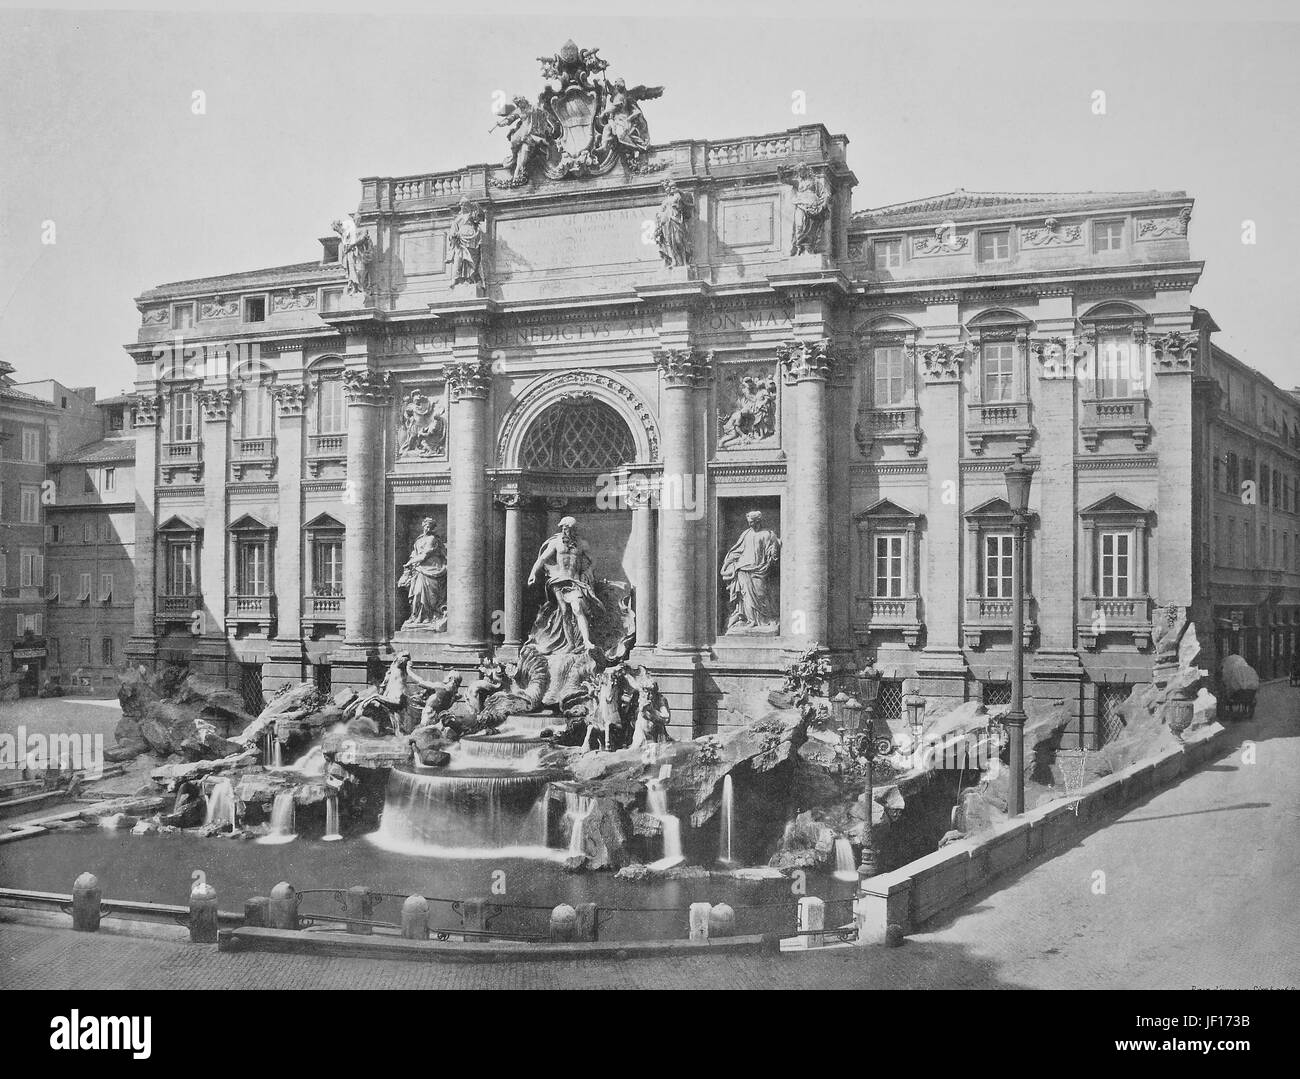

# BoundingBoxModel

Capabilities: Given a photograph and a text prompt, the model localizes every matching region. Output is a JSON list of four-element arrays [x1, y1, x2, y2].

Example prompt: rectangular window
[[102, 637, 114, 666], [172, 303, 194, 330], [874, 534, 905, 598], [317, 377, 346, 434], [1093, 220, 1124, 252], [241, 385, 274, 437], [102, 467, 115, 492], [872, 346, 905, 406], [873, 237, 902, 270], [83, 520, 93, 543], [170, 390, 196, 443], [1099, 530, 1133, 598], [21, 428, 41, 462], [99, 573, 113, 602], [237, 537, 270, 595], [19, 548, 42, 588], [80, 637, 91, 665], [167, 543, 195, 596], [78, 572, 92, 600], [984, 533, 1015, 598], [20, 486, 40, 523], [1096, 334, 1136, 399], [978, 230, 1010, 262], [243, 296, 266, 323], [49, 572, 60, 601], [109, 408, 124, 431], [314, 538, 344, 595], [100, 517, 112, 543], [982, 343, 1016, 402]]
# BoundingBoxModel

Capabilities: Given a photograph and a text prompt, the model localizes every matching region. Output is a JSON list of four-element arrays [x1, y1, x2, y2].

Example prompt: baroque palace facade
[[123, 44, 1299, 740]]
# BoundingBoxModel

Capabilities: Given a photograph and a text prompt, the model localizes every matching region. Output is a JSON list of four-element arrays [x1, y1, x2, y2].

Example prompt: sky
[[1, 0, 1298, 393]]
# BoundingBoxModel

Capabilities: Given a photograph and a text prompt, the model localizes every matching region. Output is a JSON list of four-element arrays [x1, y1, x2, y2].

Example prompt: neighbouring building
[[120, 43, 1298, 738], [43, 395, 137, 694]]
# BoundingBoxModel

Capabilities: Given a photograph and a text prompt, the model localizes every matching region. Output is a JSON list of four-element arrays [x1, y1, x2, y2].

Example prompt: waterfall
[[292, 745, 326, 776], [257, 790, 297, 845], [833, 837, 858, 882], [322, 794, 342, 841], [172, 785, 187, 814], [646, 779, 684, 870], [523, 789, 552, 848], [272, 740, 284, 769], [564, 792, 595, 858], [718, 774, 735, 866], [203, 778, 235, 831], [368, 766, 564, 860]]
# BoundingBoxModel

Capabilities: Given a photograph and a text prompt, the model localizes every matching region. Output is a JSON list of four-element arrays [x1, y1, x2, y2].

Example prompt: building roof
[[852, 188, 1190, 227], [95, 393, 136, 407], [137, 260, 345, 302], [51, 435, 136, 466]]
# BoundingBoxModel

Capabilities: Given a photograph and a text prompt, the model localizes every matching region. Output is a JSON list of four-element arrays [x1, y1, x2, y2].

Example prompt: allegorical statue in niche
[[397, 388, 446, 457], [332, 213, 373, 296], [527, 515, 604, 655], [653, 177, 692, 268], [721, 510, 782, 632], [398, 517, 448, 630], [446, 197, 487, 286], [718, 374, 777, 448], [779, 163, 831, 256]]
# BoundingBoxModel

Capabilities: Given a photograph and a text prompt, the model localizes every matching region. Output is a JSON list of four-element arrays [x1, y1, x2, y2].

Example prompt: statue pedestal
[[656, 264, 697, 283]]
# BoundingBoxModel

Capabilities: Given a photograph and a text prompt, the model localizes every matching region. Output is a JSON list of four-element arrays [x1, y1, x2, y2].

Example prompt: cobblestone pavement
[[2, 684, 1296, 990]]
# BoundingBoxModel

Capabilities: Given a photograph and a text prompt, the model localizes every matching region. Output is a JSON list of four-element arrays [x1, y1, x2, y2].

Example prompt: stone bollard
[[688, 901, 712, 941], [708, 902, 736, 938], [574, 901, 599, 942], [71, 872, 101, 933], [189, 883, 219, 943], [244, 896, 269, 928], [268, 882, 298, 930], [549, 903, 578, 943], [796, 895, 825, 950], [345, 885, 373, 934], [461, 897, 490, 939], [400, 895, 429, 940]]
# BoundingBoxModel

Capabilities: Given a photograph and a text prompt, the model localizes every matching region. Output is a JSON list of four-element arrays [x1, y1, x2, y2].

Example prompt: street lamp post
[[1003, 451, 1034, 816]]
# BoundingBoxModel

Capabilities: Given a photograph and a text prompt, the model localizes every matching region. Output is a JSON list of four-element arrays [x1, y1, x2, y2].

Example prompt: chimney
[[320, 235, 341, 264]]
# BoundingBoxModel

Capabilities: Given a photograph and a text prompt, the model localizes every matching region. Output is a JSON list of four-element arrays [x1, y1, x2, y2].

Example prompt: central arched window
[[519, 398, 635, 472]]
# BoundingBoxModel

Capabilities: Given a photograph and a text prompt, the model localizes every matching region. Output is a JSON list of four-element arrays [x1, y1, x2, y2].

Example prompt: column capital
[[198, 388, 232, 422], [653, 348, 712, 388], [447, 359, 493, 401], [777, 338, 836, 384], [1151, 330, 1197, 373], [342, 368, 393, 405], [132, 393, 162, 427], [272, 383, 307, 417], [495, 491, 523, 509], [918, 342, 970, 384]]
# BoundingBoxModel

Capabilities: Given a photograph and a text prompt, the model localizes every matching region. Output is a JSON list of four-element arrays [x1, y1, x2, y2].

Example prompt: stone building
[[43, 396, 137, 694], [121, 45, 1293, 738], [1196, 339, 1300, 678]]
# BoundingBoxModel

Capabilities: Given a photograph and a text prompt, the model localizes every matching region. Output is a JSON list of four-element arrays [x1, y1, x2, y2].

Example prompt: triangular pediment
[[966, 496, 1013, 519], [1080, 494, 1150, 517], [855, 497, 920, 521], [157, 514, 201, 533], [304, 512, 345, 531], [229, 513, 273, 531]]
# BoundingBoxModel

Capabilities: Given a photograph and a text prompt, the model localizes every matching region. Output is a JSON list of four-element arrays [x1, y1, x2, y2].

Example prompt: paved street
[[1, 682, 1297, 989]]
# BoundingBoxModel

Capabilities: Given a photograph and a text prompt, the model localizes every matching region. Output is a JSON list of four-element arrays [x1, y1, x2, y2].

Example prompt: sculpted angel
[[597, 78, 663, 160]]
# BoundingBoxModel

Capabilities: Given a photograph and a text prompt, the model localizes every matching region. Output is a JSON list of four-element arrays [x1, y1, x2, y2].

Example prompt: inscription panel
[[494, 206, 660, 273], [719, 197, 777, 250]]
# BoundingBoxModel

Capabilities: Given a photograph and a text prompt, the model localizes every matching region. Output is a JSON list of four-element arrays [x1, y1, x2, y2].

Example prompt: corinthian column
[[127, 393, 162, 664], [498, 492, 524, 646], [342, 368, 390, 646], [778, 339, 832, 646], [446, 357, 492, 650], [653, 348, 709, 652]]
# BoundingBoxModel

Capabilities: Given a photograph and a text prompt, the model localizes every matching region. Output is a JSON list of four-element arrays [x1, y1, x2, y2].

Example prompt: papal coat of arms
[[491, 39, 665, 187]]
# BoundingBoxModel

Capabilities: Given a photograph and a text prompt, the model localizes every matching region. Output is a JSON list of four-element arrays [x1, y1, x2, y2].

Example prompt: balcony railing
[[231, 436, 277, 480], [302, 593, 345, 637], [853, 405, 922, 456], [1080, 396, 1152, 452], [163, 441, 202, 463], [306, 433, 348, 476], [853, 594, 922, 646], [154, 593, 201, 633], [965, 400, 1034, 456], [226, 594, 276, 636], [963, 595, 1037, 648], [1077, 595, 1154, 650]]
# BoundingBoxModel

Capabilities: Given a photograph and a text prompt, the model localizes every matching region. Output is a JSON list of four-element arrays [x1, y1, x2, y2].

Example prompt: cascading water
[[564, 792, 595, 858], [290, 745, 326, 776], [203, 778, 235, 832], [272, 740, 284, 769], [718, 774, 735, 866], [646, 779, 684, 870], [257, 790, 297, 845], [833, 837, 858, 882], [322, 794, 342, 842]]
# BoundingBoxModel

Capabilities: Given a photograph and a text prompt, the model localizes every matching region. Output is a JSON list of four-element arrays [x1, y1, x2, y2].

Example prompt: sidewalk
[[1, 683, 1296, 989]]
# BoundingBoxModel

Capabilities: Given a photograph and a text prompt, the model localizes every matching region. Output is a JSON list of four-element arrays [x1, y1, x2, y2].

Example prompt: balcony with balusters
[[1080, 395, 1152, 452], [160, 441, 203, 484], [1077, 595, 1154, 650], [963, 595, 1037, 649]]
